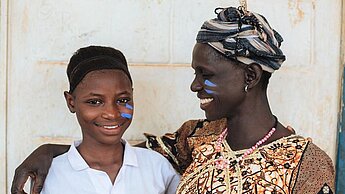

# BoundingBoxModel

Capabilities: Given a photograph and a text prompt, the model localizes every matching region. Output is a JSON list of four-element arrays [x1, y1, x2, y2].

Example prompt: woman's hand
[[11, 144, 69, 194]]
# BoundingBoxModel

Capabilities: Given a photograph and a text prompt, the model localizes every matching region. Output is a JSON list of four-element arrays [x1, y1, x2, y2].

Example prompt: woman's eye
[[87, 99, 102, 105], [202, 74, 212, 78], [201, 70, 212, 78]]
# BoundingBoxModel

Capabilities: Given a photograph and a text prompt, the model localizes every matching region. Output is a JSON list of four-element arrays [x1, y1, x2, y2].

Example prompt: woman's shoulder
[[291, 138, 335, 193], [259, 135, 310, 162], [260, 134, 330, 160], [301, 140, 334, 169], [270, 132, 333, 163]]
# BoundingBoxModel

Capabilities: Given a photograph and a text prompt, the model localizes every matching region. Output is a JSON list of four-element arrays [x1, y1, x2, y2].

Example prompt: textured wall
[[0, 1, 8, 194], [1, 0, 343, 192]]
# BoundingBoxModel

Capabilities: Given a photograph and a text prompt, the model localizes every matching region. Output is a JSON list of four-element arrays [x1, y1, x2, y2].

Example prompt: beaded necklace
[[214, 116, 278, 169]]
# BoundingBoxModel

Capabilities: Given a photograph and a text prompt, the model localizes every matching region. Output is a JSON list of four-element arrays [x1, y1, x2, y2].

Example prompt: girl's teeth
[[200, 98, 214, 104]]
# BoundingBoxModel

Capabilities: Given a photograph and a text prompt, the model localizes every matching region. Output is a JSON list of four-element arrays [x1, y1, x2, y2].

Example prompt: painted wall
[[0, 0, 342, 193], [0, 1, 8, 194]]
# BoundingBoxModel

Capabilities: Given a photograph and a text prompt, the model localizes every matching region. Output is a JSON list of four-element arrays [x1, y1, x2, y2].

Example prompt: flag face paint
[[121, 113, 132, 119], [204, 80, 216, 94], [205, 89, 215, 94], [125, 103, 133, 110], [204, 80, 217, 87]]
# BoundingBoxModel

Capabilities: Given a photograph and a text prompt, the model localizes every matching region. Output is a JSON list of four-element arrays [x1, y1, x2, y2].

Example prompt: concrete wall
[[0, 0, 8, 193], [1, 0, 343, 192]]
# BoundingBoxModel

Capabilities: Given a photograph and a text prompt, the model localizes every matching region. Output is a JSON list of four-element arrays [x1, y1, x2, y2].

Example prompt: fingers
[[31, 169, 48, 194], [11, 167, 29, 194]]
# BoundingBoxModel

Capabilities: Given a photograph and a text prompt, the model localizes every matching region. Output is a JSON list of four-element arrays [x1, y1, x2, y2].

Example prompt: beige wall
[[0, 0, 8, 193], [1, 0, 343, 193]]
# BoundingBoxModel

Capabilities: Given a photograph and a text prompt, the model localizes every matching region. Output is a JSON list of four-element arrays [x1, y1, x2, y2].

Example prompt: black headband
[[68, 55, 132, 93]]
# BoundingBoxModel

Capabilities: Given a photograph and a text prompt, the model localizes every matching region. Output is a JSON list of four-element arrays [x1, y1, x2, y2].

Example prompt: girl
[[39, 46, 179, 194]]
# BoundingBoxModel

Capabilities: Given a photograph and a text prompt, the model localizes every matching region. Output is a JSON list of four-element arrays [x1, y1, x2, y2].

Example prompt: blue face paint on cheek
[[204, 80, 217, 87], [125, 103, 133, 110], [205, 89, 215, 94], [121, 113, 132, 119]]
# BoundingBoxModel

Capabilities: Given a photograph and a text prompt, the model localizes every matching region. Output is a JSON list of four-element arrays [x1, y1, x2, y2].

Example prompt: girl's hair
[[67, 45, 132, 93]]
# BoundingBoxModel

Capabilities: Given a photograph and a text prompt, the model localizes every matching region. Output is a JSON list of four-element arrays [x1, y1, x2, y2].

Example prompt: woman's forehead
[[192, 43, 237, 69]]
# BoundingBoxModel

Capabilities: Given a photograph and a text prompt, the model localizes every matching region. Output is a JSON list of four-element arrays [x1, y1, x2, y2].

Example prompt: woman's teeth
[[200, 98, 214, 104]]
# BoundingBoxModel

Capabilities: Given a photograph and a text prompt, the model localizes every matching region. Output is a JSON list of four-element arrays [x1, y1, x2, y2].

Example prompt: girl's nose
[[101, 104, 120, 120]]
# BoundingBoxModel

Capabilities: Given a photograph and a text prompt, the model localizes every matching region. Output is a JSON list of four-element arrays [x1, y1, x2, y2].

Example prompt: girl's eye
[[117, 98, 130, 104], [87, 99, 103, 105]]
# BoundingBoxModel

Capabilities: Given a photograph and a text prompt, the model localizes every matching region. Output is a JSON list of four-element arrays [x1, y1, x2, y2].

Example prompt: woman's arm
[[11, 144, 70, 194]]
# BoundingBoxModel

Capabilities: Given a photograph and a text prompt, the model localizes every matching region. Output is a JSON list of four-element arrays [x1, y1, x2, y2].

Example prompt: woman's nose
[[190, 76, 203, 92]]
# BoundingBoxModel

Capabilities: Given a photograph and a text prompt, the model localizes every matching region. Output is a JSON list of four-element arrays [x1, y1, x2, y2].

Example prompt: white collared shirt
[[40, 140, 180, 194]]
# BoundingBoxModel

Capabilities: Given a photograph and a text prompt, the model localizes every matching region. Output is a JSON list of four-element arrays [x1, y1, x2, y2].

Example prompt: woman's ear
[[64, 91, 76, 113], [244, 63, 263, 89]]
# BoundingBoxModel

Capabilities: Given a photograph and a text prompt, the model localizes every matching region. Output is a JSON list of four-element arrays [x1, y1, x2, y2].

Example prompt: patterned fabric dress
[[145, 119, 335, 194]]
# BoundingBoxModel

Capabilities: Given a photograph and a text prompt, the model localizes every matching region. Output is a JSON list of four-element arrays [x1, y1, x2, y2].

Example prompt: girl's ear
[[244, 63, 263, 89], [64, 91, 76, 113]]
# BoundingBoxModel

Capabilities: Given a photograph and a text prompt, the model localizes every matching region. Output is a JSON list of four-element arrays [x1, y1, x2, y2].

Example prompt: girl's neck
[[77, 139, 125, 184], [77, 140, 124, 167]]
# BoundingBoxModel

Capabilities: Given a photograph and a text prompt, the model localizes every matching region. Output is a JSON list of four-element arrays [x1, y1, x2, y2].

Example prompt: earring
[[244, 85, 249, 93]]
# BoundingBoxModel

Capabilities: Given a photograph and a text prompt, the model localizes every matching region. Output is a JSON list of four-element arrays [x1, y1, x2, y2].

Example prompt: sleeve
[[292, 142, 335, 194], [164, 162, 181, 194], [144, 120, 200, 174]]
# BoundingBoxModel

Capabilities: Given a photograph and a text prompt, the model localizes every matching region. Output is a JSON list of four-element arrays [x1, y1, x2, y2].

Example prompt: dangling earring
[[244, 85, 249, 93]]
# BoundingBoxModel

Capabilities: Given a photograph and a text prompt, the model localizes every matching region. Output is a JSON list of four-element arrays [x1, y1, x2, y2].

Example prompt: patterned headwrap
[[196, 7, 286, 72]]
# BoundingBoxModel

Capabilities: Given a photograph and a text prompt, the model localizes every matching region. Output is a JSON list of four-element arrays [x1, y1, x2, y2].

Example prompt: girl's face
[[64, 69, 133, 146], [190, 43, 246, 121]]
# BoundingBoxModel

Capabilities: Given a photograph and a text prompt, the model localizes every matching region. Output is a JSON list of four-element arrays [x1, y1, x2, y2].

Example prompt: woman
[[12, 6, 334, 194]]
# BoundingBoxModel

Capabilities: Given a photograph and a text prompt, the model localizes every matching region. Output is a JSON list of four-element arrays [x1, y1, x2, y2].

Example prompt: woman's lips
[[200, 98, 214, 109]]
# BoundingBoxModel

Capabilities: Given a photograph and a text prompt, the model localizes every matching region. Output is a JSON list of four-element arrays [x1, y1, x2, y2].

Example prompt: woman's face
[[190, 43, 246, 120], [64, 69, 133, 146]]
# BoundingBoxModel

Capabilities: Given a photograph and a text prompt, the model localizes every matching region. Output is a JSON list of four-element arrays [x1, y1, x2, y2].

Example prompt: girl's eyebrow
[[86, 90, 131, 97], [88, 93, 103, 96], [78, 93, 104, 98]]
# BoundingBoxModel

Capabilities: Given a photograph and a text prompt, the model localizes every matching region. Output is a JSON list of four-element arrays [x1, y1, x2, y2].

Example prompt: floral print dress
[[145, 119, 334, 194]]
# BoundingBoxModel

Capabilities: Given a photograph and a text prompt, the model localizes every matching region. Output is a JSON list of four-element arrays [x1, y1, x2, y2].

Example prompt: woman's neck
[[225, 94, 292, 150]]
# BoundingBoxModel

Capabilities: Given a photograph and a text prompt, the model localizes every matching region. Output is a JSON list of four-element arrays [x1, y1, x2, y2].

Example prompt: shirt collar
[[67, 139, 138, 171], [67, 140, 89, 171], [121, 139, 138, 167]]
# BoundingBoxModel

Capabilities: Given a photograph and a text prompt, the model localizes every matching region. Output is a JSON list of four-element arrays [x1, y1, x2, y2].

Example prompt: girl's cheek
[[119, 103, 134, 119]]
